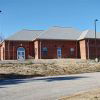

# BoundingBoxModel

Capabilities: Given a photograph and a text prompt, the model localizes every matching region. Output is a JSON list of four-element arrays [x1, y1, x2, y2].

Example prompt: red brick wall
[[2, 39, 97, 60], [2, 40, 34, 60], [79, 39, 100, 59], [86, 39, 100, 59], [35, 39, 80, 59]]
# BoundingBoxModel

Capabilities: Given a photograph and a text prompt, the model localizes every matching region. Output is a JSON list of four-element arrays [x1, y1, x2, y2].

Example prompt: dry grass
[[60, 88, 100, 100], [0, 59, 100, 79]]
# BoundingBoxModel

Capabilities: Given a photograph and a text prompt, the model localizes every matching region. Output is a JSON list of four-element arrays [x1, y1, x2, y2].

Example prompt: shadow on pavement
[[33, 76, 87, 82], [0, 73, 44, 79], [0, 73, 88, 86], [0, 73, 44, 86]]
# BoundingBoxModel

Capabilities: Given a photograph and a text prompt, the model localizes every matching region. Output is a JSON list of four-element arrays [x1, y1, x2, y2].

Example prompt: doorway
[[17, 47, 25, 60], [57, 47, 62, 58]]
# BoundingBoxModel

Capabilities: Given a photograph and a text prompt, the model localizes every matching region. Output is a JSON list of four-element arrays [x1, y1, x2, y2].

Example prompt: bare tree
[[0, 32, 4, 42]]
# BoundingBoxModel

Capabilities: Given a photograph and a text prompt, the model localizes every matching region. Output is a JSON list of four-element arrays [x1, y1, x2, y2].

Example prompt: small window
[[70, 48, 74, 55], [42, 47, 48, 51], [57, 47, 62, 58], [42, 47, 48, 56], [70, 48, 74, 52]]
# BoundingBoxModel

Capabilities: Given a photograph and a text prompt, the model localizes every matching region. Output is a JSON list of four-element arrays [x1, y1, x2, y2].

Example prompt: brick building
[[0, 26, 99, 60]]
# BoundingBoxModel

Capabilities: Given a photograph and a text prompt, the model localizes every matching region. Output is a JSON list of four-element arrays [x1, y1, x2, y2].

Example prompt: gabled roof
[[78, 30, 100, 40], [6, 26, 81, 41], [5, 26, 100, 41], [37, 26, 81, 40], [6, 29, 44, 41]]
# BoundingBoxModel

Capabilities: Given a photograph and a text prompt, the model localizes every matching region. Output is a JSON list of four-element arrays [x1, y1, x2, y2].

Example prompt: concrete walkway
[[0, 72, 100, 100]]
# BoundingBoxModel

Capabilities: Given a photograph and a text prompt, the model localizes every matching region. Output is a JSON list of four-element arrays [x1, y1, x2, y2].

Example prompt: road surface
[[0, 72, 100, 100]]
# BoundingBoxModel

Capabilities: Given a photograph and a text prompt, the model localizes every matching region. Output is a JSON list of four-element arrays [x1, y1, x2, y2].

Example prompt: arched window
[[17, 47, 25, 60]]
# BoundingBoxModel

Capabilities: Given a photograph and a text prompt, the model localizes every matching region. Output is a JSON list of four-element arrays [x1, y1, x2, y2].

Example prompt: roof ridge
[[37, 26, 81, 40], [22, 29, 44, 31], [5, 29, 44, 41], [51, 26, 77, 29], [77, 30, 91, 40], [35, 29, 50, 40]]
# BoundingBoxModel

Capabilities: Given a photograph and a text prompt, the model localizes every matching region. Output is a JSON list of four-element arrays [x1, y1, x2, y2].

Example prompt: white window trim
[[17, 47, 25, 60]]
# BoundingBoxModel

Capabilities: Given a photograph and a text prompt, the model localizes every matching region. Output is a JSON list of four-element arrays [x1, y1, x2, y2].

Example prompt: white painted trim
[[17, 47, 25, 60]]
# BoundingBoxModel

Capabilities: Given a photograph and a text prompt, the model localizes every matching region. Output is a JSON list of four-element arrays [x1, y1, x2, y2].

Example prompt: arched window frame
[[17, 47, 25, 60]]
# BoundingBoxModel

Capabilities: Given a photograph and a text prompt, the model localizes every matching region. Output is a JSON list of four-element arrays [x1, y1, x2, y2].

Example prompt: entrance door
[[17, 47, 25, 60], [57, 47, 62, 58]]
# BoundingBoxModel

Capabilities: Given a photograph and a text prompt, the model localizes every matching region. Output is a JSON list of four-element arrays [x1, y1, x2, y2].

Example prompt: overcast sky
[[0, 0, 100, 38]]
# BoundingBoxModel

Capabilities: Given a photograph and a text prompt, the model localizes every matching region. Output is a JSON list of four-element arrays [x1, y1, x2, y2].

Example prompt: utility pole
[[0, 10, 3, 42], [94, 19, 98, 62]]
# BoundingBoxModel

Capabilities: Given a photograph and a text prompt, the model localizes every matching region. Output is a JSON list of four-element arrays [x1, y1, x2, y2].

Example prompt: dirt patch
[[0, 59, 100, 79], [60, 88, 100, 100]]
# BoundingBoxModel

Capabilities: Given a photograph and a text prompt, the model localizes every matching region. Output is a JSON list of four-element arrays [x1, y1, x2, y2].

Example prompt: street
[[0, 72, 100, 100]]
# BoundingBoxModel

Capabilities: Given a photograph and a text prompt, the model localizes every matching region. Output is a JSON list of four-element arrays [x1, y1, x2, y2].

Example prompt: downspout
[[12, 42, 14, 60], [28, 41, 30, 59], [76, 41, 77, 58], [8, 41, 10, 59], [3, 42, 5, 60], [12, 41, 14, 60], [87, 39, 90, 59]]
